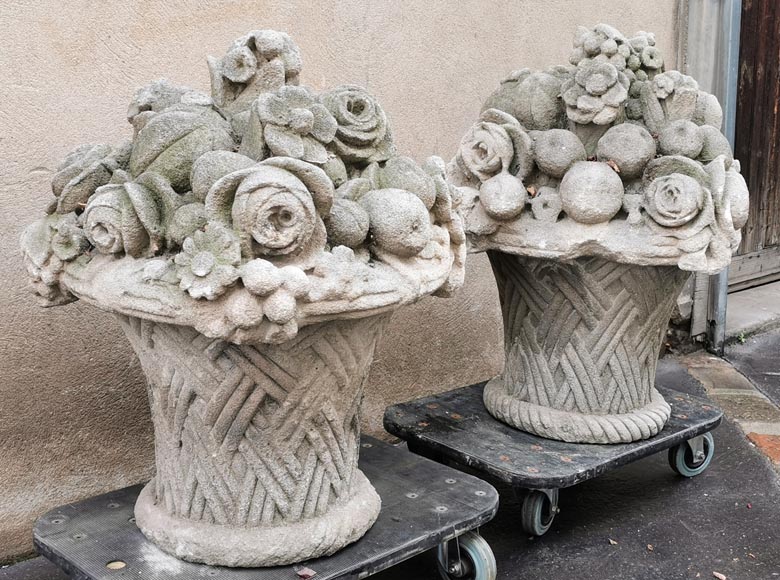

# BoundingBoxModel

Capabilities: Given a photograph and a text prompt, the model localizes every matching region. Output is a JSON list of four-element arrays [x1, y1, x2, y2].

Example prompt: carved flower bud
[[644, 173, 706, 228], [51, 143, 126, 214], [83, 182, 163, 257], [167, 203, 208, 249]]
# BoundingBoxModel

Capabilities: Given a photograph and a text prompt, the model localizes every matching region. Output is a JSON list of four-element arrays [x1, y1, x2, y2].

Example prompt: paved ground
[[4, 336, 780, 580], [727, 329, 780, 409], [726, 281, 780, 340]]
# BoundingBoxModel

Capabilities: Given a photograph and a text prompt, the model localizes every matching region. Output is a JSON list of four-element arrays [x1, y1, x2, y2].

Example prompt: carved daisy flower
[[174, 223, 241, 300], [562, 61, 630, 125]]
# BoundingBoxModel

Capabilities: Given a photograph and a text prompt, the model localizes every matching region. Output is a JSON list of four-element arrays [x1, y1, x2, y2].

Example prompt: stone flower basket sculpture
[[449, 24, 748, 445], [21, 30, 465, 567]]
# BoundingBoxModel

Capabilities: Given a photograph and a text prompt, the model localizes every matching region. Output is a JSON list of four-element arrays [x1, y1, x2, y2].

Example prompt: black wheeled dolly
[[384, 383, 722, 537], [34, 437, 499, 580]]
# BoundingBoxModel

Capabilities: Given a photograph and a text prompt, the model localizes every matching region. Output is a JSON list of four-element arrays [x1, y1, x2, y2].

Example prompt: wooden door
[[730, 0, 780, 290]]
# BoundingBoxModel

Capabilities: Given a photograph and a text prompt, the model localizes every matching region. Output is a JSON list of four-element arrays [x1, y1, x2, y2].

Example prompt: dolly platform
[[384, 383, 722, 536], [34, 437, 499, 580]]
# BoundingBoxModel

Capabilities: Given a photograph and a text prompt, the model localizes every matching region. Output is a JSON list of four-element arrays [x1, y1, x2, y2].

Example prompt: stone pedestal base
[[118, 313, 389, 567], [485, 252, 689, 444], [135, 470, 380, 567]]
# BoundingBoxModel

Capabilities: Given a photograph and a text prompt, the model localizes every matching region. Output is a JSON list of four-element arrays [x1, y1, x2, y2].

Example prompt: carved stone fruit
[[596, 123, 656, 178], [323, 198, 370, 248], [532, 129, 587, 178], [479, 172, 526, 220], [658, 119, 704, 159], [359, 189, 431, 256], [559, 161, 624, 224]]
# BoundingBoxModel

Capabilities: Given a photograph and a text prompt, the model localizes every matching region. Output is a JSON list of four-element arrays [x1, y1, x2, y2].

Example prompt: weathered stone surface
[[20, 30, 465, 566], [451, 23, 748, 444], [121, 314, 388, 567], [452, 23, 747, 275], [484, 253, 687, 443]]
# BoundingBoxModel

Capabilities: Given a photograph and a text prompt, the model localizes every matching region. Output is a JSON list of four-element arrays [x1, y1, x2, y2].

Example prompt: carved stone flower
[[82, 181, 164, 258], [321, 85, 395, 164], [174, 223, 241, 300], [562, 61, 629, 125], [51, 143, 130, 214], [208, 30, 303, 116], [250, 86, 337, 164], [205, 157, 333, 266], [644, 173, 706, 228], [457, 121, 514, 182]]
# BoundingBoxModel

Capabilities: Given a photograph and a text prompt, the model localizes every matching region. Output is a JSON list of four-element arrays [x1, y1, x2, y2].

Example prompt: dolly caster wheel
[[669, 432, 715, 477], [521, 489, 559, 536], [437, 531, 496, 580]]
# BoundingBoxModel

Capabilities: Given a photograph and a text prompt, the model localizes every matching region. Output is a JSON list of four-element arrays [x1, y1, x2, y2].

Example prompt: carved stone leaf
[[129, 109, 235, 191], [264, 123, 304, 158]]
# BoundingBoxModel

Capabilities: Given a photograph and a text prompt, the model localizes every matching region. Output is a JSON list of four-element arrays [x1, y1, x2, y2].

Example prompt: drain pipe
[[707, 0, 742, 356]]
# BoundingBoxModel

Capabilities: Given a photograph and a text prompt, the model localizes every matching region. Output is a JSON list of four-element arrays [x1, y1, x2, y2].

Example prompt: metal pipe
[[707, 0, 742, 355]]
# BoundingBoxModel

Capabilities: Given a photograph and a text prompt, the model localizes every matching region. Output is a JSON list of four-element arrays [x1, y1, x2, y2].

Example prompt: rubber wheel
[[436, 531, 497, 580], [521, 489, 558, 536], [668, 432, 715, 477]]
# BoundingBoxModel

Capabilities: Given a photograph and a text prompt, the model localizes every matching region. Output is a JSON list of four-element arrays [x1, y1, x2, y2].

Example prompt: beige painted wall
[[0, 0, 681, 560]]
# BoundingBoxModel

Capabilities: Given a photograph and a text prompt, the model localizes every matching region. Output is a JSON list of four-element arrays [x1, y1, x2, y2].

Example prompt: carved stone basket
[[449, 24, 748, 444], [21, 31, 464, 567]]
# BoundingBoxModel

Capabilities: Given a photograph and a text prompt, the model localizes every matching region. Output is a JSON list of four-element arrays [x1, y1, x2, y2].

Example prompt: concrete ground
[[726, 281, 780, 340], [4, 332, 780, 580]]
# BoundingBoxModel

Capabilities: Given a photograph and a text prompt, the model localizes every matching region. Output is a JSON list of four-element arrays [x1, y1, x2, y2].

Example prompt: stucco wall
[[0, 0, 681, 560]]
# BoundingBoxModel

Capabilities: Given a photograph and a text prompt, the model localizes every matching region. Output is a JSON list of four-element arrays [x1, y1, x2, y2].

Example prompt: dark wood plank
[[735, 0, 780, 256]]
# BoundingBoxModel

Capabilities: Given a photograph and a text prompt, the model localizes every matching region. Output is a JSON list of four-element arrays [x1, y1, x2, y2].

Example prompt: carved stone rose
[[321, 85, 395, 163], [644, 173, 706, 228]]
